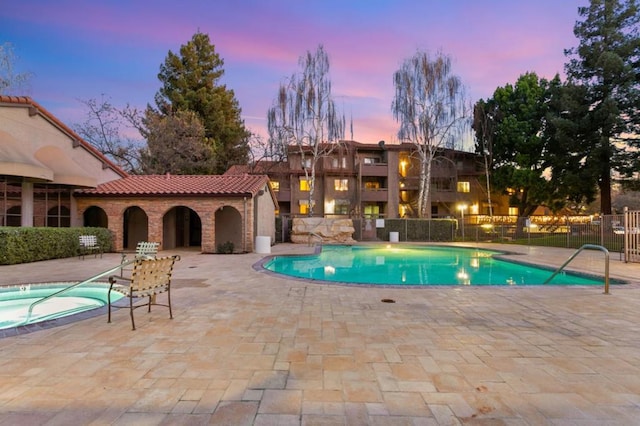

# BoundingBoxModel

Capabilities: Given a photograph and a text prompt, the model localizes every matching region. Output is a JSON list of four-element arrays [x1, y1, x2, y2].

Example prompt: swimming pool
[[262, 245, 604, 286], [0, 282, 123, 331]]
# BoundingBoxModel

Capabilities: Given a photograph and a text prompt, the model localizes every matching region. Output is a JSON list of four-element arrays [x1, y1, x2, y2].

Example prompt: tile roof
[[0, 95, 127, 178], [76, 174, 271, 197]]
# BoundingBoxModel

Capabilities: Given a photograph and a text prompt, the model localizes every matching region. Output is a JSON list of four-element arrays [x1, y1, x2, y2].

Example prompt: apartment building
[[229, 140, 493, 219]]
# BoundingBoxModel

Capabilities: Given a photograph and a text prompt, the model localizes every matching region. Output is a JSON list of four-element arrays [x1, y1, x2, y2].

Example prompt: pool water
[[263, 245, 604, 286], [0, 283, 123, 330]]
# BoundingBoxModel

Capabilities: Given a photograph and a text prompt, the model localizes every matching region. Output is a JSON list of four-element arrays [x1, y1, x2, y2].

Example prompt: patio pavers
[[0, 243, 639, 424]]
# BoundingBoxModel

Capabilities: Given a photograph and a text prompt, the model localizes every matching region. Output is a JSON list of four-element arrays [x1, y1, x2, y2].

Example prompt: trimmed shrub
[[0, 227, 113, 265]]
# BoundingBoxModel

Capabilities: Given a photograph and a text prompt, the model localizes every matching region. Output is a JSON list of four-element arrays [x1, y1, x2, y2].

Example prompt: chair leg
[[130, 295, 136, 330], [168, 290, 173, 319]]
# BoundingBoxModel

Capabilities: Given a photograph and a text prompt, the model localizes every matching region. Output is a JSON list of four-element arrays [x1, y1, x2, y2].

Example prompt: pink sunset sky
[[2, 0, 585, 148]]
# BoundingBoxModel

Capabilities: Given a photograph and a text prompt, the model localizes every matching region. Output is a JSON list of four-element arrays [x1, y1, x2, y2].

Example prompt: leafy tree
[[474, 73, 563, 217], [563, 0, 640, 214], [73, 96, 144, 173], [140, 109, 213, 174], [0, 42, 32, 95], [392, 50, 469, 218], [267, 45, 345, 216], [152, 31, 250, 174]]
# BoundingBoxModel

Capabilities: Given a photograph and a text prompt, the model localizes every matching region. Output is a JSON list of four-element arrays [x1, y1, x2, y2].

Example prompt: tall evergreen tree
[[564, 0, 640, 214], [152, 31, 250, 175]]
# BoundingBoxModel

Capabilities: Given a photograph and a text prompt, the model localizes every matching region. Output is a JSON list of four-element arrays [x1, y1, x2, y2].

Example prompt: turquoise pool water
[[0, 283, 123, 330], [263, 245, 604, 286]]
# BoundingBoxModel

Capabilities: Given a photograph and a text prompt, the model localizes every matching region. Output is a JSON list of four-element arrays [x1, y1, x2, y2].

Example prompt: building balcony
[[275, 189, 291, 202], [361, 188, 388, 202], [360, 163, 388, 177]]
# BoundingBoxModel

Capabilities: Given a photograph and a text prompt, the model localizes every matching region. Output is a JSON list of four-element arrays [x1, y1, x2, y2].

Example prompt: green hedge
[[0, 227, 113, 265], [376, 219, 457, 242]]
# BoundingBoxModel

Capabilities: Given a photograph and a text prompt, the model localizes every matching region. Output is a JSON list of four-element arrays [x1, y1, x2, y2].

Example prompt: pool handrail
[[543, 244, 610, 294], [23, 259, 138, 325]]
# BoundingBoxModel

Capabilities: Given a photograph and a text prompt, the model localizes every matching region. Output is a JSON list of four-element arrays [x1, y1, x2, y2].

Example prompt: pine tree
[[151, 31, 250, 175], [564, 0, 640, 214]]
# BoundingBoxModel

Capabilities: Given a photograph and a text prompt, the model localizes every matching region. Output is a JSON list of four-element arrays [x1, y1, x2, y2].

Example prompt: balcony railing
[[361, 188, 388, 202], [360, 163, 388, 176]]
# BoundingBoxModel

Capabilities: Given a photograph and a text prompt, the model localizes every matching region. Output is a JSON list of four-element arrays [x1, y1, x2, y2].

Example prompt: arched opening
[[47, 205, 71, 227], [162, 206, 202, 249], [215, 205, 243, 253], [6, 205, 21, 227], [123, 206, 148, 250], [83, 206, 108, 228]]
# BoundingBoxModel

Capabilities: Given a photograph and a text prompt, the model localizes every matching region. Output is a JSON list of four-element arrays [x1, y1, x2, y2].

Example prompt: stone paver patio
[[0, 242, 639, 425]]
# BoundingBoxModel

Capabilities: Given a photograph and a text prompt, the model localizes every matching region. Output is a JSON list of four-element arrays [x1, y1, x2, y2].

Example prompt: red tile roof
[[0, 95, 127, 178], [76, 174, 271, 197]]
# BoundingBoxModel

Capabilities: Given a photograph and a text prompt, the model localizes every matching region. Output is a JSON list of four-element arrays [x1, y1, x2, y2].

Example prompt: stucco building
[[0, 96, 277, 253]]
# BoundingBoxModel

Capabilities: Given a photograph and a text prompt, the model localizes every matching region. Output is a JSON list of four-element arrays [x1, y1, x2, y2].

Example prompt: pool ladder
[[308, 232, 323, 247], [23, 259, 137, 325], [544, 244, 610, 294]]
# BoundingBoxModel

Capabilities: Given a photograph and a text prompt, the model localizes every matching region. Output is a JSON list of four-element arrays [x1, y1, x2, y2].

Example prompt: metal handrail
[[544, 244, 610, 294], [308, 232, 323, 247], [23, 259, 137, 325]]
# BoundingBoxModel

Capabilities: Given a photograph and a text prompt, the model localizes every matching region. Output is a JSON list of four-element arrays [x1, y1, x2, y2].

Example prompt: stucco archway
[[215, 205, 243, 253], [162, 206, 202, 250]]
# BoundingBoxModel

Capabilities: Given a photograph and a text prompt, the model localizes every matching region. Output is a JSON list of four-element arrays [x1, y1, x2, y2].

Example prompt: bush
[[0, 227, 113, 265], [216, 241, 234, 254]]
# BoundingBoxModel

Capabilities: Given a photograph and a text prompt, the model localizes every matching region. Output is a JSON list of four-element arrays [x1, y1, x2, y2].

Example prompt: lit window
[[334, 179, 348, 191], [341, 157, 347, 168], [364, 205, 380, 217], [457, 181, 470, 193], [508, 207, 519, 216], [299, 199, 315, 215], [270, 181, 280, 192], [364, 181, 380, 190], [300, 179, 310, 191]]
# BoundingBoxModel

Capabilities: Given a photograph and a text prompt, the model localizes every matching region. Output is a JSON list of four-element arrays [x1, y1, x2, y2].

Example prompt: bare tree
[[392, 51, 469, 218], [73, 96, 145, 173], [267, 45, 345, 216], [0, 42, 33, 95]]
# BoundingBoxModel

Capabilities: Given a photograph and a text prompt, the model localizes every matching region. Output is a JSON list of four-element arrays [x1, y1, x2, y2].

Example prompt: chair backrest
[[79, 235, 98, 247], [135, 241, 159, 258], [130, 256, 178, 292]]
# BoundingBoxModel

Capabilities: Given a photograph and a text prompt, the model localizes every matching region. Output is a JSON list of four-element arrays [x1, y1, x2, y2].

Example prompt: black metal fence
[[277, 214, 633, 258]]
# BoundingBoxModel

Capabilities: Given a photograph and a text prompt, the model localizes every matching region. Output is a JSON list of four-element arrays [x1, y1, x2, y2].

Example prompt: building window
[[363, 157, 378, 165], [508, 207, 519, 216], [299, 199, 315, 215], [364, 205, 380, 217], [302, 158, 311, 169], [270, 181, 280, 192], [334, 179, 348, 191], [335, 204, 349, 215], [457, 181, 470, 193], [364, 181, 380, 190], [300, 178, 310, 191]]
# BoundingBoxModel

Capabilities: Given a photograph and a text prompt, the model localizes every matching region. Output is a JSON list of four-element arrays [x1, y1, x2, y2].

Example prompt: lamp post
[[458, 203, 467, 241]]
